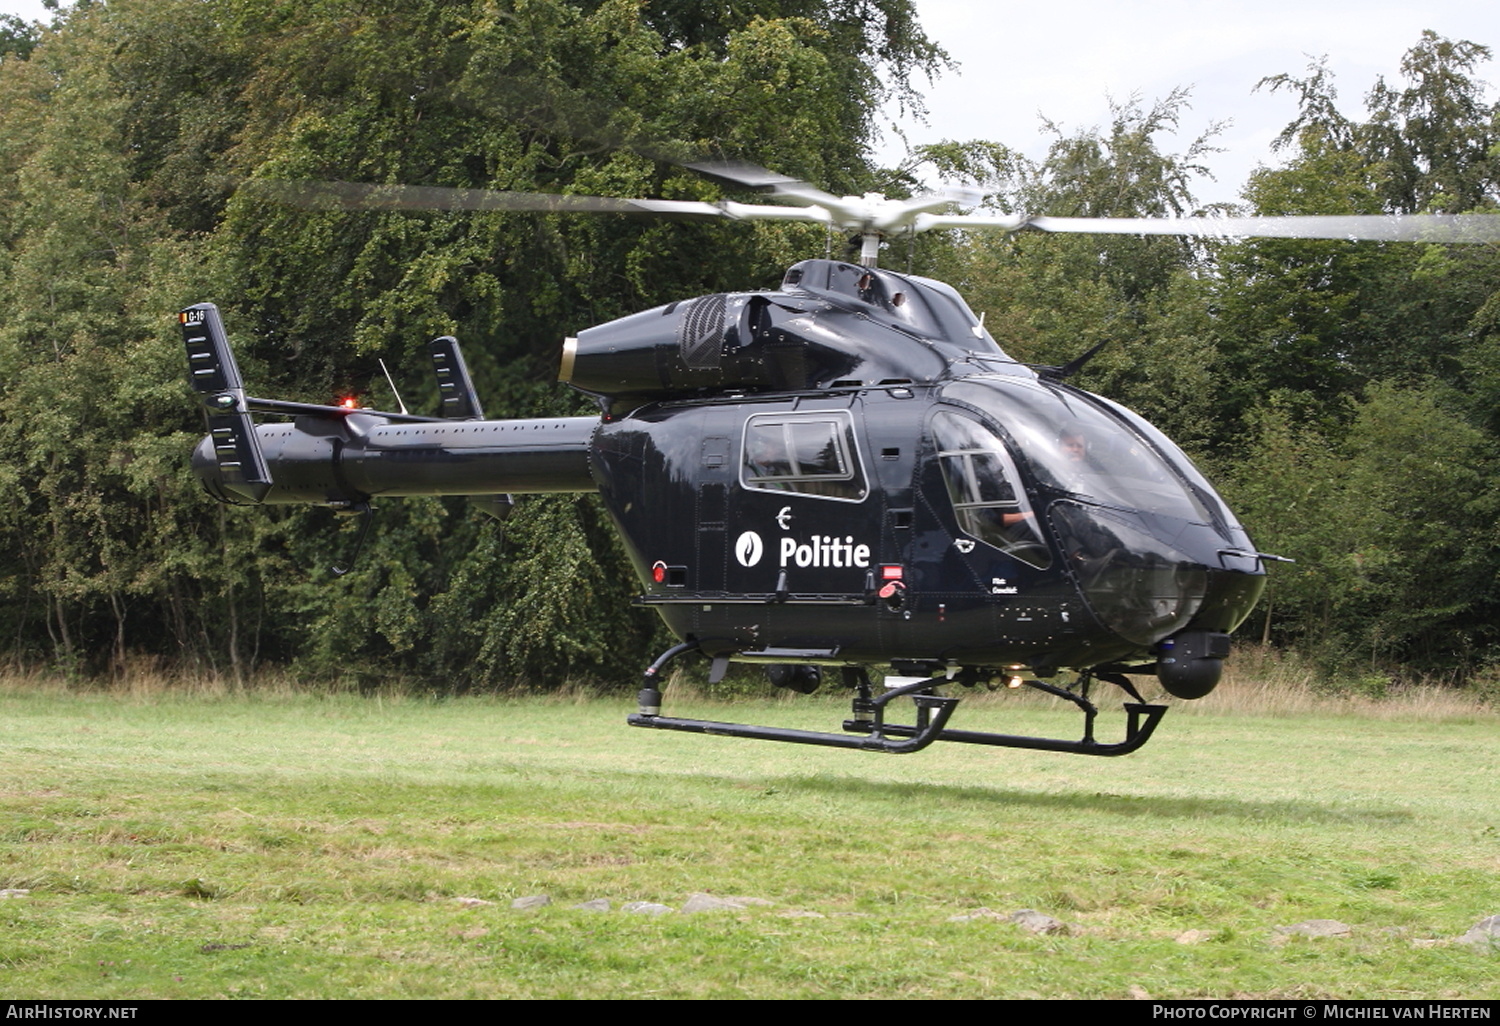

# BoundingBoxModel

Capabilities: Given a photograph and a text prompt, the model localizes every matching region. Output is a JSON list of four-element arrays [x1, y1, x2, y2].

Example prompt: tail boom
[[182, 303, 598, 508]]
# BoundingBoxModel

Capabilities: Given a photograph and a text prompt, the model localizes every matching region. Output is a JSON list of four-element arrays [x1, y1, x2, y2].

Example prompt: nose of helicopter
[[1049, 501, 1264, 649]]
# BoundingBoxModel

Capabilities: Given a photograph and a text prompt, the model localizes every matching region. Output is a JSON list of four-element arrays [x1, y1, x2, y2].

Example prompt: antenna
[[378, 358, 409, 415]]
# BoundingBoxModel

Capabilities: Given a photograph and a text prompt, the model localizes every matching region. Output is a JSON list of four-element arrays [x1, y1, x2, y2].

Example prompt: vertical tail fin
[[429, 334, 511, 520], [179, 303, 273, 503], [428, 335, 485, 420]]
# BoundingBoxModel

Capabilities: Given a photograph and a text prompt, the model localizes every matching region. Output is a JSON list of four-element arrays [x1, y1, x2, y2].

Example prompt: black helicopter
[[181, 164, 1500, 757]]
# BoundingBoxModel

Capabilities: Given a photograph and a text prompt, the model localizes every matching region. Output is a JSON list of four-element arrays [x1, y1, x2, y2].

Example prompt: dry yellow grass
[[1197, 645, 1497, 721], [5, 643, 1496, 723]]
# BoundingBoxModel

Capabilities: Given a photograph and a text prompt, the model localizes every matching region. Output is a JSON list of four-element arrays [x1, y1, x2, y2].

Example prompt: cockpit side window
[[931, 410, 1051, 568], [742, 412, 867, 502]]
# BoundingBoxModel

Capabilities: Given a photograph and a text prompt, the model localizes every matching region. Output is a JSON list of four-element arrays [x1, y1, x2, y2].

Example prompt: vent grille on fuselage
[[679, 293, 726, 370]]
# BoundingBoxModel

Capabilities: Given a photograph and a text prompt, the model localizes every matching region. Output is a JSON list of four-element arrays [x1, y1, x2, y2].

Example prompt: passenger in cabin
[[744, 430, 790, 479]]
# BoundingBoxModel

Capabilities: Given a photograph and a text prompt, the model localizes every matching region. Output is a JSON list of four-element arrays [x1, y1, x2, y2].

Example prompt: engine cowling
[[558, 259, 999, 403]]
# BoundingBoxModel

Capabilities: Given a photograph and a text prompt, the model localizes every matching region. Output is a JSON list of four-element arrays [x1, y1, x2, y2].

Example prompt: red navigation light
[[339, 397, 358, 410], [652, 560, 667, 584]]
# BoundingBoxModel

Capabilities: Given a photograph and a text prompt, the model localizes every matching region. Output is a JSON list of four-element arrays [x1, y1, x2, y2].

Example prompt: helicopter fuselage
[[178, 156, 1483, 755], [185, 257, 1265, 707], [593, 376, 1262, 682]]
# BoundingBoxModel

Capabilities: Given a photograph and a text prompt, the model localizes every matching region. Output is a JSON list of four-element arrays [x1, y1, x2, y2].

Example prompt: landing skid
[[626, 642, 1168, 757]]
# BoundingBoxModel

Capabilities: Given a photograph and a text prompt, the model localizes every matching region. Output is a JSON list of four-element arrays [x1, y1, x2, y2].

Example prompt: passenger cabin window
[[741, 412, 867, 502], [932, 410, 1051, 568]]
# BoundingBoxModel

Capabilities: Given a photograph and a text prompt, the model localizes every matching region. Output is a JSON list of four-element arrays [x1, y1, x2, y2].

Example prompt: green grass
[[1, 684, 1497, 998]]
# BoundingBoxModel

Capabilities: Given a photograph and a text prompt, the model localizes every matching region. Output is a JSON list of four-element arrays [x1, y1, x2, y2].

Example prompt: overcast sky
[[4, 0, 1498, 208], [875, 0, 1500, 207]]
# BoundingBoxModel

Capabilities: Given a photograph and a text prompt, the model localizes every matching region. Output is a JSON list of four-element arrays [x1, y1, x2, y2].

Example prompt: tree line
[[0, 3, 1496, 691]]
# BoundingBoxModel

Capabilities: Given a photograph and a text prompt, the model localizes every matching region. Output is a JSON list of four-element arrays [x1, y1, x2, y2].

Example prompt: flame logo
[[734, 531, 764, 567]]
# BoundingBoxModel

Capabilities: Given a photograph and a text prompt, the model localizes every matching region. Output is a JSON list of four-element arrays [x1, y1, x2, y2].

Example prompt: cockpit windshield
[[944, 379, 1216, 523]]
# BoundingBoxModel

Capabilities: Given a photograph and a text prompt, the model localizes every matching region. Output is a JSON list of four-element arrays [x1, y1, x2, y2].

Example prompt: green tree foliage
[[1224, 384, 1500, 675], [1208, 36, 1500, 680], [0, 15, 41, 62], [1363, 33, 1499, 214], [4, 10, 1500, 690], [0, 0, 942, 685], [1260, 33, 1500, 215], [1227, 35, 1500, 413]]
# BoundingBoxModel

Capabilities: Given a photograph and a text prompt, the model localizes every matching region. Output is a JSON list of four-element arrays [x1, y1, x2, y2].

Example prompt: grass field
[[1, 676, 1498, 999]]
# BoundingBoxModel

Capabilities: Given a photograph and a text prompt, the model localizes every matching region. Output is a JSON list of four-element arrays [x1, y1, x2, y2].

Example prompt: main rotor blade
[[923, 212, 1500, 244], [245, 181, 730, 221], [683, 160, 806, 193], [248, 181, 1500, 246], [1029, 213, 1500, 243], [682, 159, 858, 216]]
